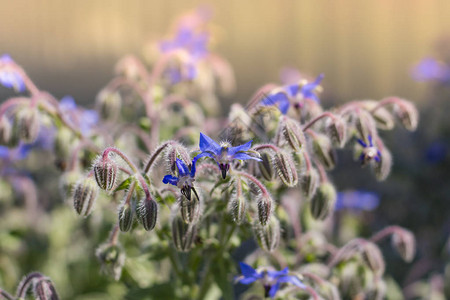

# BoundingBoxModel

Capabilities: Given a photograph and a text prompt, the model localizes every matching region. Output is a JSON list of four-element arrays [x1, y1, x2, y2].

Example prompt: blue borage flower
[[59, 96, 99, 136], [335, 190, 380, 211], [194, 132, 261, 179], [357, 135, 381, 164], [0, 54, 26, 92], [411, 57, 450, 83], [163, 157, 198, 200], [261, 73, 324, 115], [236, 262, 306, 298]]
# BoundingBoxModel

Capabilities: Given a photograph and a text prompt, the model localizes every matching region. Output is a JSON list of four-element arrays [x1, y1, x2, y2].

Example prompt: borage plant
[[0, 7, 419, 300]]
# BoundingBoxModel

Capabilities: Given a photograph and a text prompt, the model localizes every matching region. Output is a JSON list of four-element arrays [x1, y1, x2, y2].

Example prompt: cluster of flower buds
[[0, 272, 60, 300]]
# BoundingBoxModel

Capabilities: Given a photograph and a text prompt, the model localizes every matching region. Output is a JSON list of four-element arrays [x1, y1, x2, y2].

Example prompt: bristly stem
[[108, 223, 120, 245], [16, 272, 44, 299], [302, 111, 338, 131], [102, 147, 139, 174], [235, 171, 270, 197], [0, 289, 14, 300], [370, 225, 401, 243], [144, 141, 178, 174], [370, 96, 403, 113], [0, 97, 29, 117], [253, 144, 281, 153]]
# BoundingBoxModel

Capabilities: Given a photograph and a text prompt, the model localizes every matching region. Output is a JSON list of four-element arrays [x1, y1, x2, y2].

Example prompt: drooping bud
[[300, 168, 319, 199], [360, 242, 385, 277], [326, 115, 348, 148], [393, 99, 419, 131], [93, 154, 118, 190], [96, 89, 122, 120], [118, 189, 136, 232], [15, 106, 40, 143], [0, 115, 12, 145], [164, 142, 191, 175], [59, 170, 81, 200], [179, 190, 201, 224], [258, 152, 274, 181], [33, 278, 59, 300], [172, 215, 197, 252], [253, 217, 280, 252], [310, 182, 337, 220], [273, 151, 298, 187], [354, 110, 377, 142], [72, 177, 98, 217], [277, 116, 306, 151], [96, 243, 125, 281], [256, 193, 273, 226], [366, 279, 386, 300], [312, 133, 336, 170], [136, 195, 158, 231], [391, 228, 416, 262], [53, 127, 74, 161], [373, 147, 392, 181], [228, 178, 247, 224], [370, 106, 395, 130]]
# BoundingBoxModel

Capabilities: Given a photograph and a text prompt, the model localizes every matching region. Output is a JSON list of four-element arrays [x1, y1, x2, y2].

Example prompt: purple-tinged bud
[[300, 168, 319, 199], [326, 116, 348, 148], [136, 195, 158, 231], [253, 217, 280, 252], [54, 127, 74, 161], [15, 107, 40, 144], [172, 215, 197, 252], [391, 228, 416, 262], [258, 152, 274, 181], [96, 243, 125, 281], [72, 177, 98, 217], [366, 280, 386, 300], [354, 110, 377, 142], [33, 278, 59, 300], [360, 242, 385, 277], [312, 133, 336, 170], [338, 262, 371, 299], [93, 154, 118, 191], [310, 182, 336, 220], [369, 106, 395, 130], [118, 194, 136, 232], [179, 190, 201, 224], [96, 89, 122, 120], [273, 151, 298, 187], [0, 115, 12, 145], [394, 99, 419, 131], [164, 143, 191, 174], [256, 193, 273, 226], [228, 179, 247, 224], [373, 147, 392, 181], [277, 117, 306, 151]]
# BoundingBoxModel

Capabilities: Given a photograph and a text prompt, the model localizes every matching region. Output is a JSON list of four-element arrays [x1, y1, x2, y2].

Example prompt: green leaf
[[114, 177, 133, 192]]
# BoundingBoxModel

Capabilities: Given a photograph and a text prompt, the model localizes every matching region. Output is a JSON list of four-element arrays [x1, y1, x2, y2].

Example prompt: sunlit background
[[1, 0, 450, 104]]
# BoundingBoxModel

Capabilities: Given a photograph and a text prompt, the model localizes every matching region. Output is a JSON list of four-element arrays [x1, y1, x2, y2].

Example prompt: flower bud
[[228, 179, 247, 224], [54, 127, 74, 161], [72, 177, 98, 217], [93, 155, 118, 190], [300, 168, 319, 199], [96, 243, 125, 281], [164, 143, 191, 175], [33, 278, 59, 300], [391, 228, 416, 262], [96, 89, 122, 120], [326, 115, 348, 148], [277, 117, 306, 152], [118, 195, 136, 232], [354, 110, 377, 142], [393, 99, 419, 131], [15, 106, 40, 143], [373, 147, 392, 181], [366, 279, 386, 300], [273, 151, 298, 187], [257, 193, 273, 226], [371, 106, 395, 130], [59, 170, 81, 200], [179, 192, 201, 224], [137, 195, 158, 231], [312, 133, 336, 170], [0, 115, 12, 145], [172, 215, 197, 252], [310, 182, 337, 220], [258, 152, 274, 181], [360, 242, 385, 277], [253, 217, 280, 252]]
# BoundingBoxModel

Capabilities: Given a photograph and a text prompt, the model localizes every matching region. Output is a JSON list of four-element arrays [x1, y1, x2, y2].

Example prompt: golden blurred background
[[1, 0, 449, 105]]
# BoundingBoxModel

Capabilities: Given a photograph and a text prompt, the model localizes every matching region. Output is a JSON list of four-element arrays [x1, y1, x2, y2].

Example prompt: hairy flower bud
[[277, 116, 306, 151], [373, 147, 392, 181], [257, 193, 273, 226], [273, 151, 298, 187], [253, 217, 280, 252], [300, 168, 319, 199], [179, 192, 201, 224], [96, 89, 122, 120], [371, 107, 395, 130], [360, 242, 385, 277], [59, 170, 81, 200], [258, 152, 274, 181], [164, 143, 191, 174], [0, 115, 12, 145], [326, 115, 348, 148], [33, 278, 59, 300], [391, 228, 416, 262], [137, 195, 158, 231], [366, 280, 386, 300], [354, 110, 377, 142], [15, 106, 40, 143], [96, 243, 125, 281], [118, 191, 136, 232], [228, 178, 247, 224], [72, 177, 98, 217], [394, 99, 419, 131], [310, 182, 337, 220], [93, 154, 118, 191], [312, 133, 336, 170], [172, 215, 197, 252]]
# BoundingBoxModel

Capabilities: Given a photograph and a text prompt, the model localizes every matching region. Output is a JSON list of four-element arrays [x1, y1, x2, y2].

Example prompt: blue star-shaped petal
[[163, 157, 198, 200], [0, 55, 26, 92], [357, 135, 381, 164]]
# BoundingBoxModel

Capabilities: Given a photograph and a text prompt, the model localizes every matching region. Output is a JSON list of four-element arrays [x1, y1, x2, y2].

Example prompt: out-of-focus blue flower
[[237, 262, 306, 298], [411, 58, 450, 83], [335, 190, 380, 211], [261, 74, 324, 115], [59, 96, 98, 136], [425, 141, 447, 163], [194, 133, 261, 179], [0, 54, 26, 92], [163, 157, 198, 200], [357, 135, 381, 164]]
